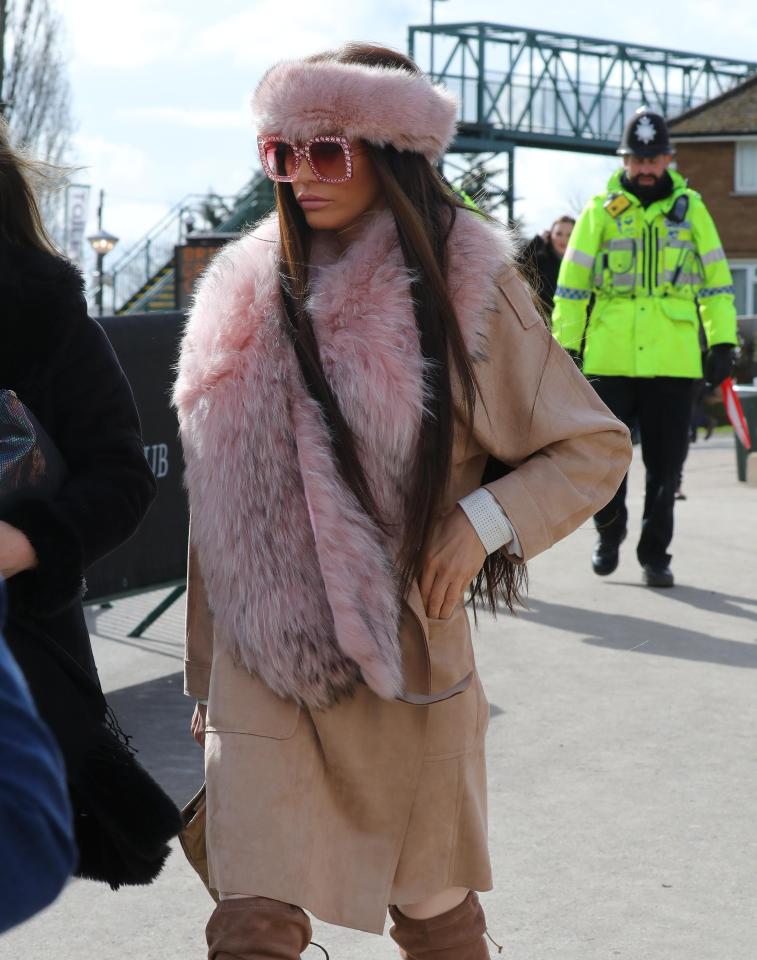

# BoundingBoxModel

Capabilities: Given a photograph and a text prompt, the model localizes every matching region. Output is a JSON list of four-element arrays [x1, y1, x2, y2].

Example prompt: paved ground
[[2, 436, 755, 960]]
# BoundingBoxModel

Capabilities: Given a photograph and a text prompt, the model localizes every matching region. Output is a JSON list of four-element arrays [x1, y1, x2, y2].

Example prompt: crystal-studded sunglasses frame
[[257, 134, 354, 184]]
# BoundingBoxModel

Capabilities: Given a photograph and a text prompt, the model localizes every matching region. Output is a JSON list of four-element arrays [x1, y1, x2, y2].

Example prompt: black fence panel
[[85, 311, 188, 603]]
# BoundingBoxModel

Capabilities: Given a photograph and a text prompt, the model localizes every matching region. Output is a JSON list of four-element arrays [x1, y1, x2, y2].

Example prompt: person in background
[[552, 107, 737, 588], [0, 578, 76, 935], [0, 117, 172, 889], [520, 215, 575, 318]]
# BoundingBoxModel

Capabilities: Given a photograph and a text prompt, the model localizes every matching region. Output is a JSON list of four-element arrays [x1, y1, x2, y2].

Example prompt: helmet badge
[[635, 116, 656, 145]]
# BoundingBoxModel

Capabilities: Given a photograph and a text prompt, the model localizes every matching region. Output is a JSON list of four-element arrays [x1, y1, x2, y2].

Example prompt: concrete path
[[2, 437, 755, 960]]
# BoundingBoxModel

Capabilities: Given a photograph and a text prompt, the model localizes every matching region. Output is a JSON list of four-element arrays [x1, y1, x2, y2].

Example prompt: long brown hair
[[275, 43, 526, 614], [0, 116, 59, 255]]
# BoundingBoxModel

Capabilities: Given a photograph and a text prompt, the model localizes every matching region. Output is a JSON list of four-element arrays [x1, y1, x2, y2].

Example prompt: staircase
[[109, 174, 275, 315], [118, 258, 176, 314]]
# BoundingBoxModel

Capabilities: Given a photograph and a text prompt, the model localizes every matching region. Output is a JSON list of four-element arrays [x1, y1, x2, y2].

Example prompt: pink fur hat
[[253, 57, 458, 162]]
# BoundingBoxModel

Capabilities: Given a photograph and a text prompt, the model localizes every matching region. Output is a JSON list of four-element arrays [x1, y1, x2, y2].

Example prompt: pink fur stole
[[174, 208, 516, 708]]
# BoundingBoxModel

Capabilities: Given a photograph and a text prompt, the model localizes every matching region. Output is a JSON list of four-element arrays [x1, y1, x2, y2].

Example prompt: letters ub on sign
[[144, 443, 170, 479]]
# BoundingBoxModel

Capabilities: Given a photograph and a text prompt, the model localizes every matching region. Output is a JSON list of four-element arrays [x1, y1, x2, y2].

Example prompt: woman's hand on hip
[[419, 506, 486, 620], [0, 521, 38, 578], [191, 702, 207, 748]]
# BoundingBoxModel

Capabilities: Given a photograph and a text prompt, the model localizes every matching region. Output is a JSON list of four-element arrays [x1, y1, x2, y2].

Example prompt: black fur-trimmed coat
[[0, 241, 179, 888], [0, 240, 156, 635]]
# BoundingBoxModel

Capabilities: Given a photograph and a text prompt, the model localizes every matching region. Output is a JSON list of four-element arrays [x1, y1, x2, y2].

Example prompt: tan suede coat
[[183, 265, 632, 934]]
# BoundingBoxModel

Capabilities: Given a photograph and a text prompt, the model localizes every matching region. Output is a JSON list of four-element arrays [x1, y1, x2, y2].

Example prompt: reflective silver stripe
[[700, 247, 726, 266], [564, 247, 595, 269], [606, 238, 635, 252], [609, 273, 636, 286], [666, 239, 695, 251], [665, 270, 703, 285]]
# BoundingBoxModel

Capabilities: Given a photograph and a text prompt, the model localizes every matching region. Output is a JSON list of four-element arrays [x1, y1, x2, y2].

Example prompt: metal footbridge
[[410, 22, 757, 218]]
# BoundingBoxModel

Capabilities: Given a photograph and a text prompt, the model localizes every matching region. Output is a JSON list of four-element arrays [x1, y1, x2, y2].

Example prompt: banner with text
[[64, 184, 91, 269], [85, 312, 189, 602]]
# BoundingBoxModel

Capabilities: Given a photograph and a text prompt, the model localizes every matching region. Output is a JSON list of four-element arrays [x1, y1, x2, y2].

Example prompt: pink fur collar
[[174, 209, 516, 708]]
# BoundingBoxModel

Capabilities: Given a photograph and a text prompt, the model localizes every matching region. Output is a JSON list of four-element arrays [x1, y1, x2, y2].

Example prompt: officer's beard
[[621, 171, 674, 206]]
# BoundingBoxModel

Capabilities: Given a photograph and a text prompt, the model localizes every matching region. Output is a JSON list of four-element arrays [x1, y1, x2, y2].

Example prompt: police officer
[[552, 108, 738, 587]]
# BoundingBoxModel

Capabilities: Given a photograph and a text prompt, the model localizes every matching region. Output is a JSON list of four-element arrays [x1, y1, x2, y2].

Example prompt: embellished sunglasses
[[257, 135, 355, 184]]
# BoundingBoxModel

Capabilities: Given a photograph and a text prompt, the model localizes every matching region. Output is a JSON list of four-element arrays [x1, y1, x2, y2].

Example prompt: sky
[[59, 0, 757, 284]]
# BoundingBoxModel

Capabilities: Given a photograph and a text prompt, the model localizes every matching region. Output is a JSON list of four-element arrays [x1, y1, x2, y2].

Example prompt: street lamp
[[430, 0, 449, 77], [87, 229, 119, 316]]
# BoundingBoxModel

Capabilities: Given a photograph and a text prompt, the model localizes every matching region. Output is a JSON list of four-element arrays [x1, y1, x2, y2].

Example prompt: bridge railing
[[109, 194, 236, 314], [410, 22, 757, 153]]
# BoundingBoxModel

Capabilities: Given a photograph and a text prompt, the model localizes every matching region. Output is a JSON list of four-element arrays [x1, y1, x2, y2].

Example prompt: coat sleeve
[[470, 266, 632, 562], [184, 535, 214, 700], [0, 584, 75, 933], [5, 302, 157, 616], [691, 197, 739, 348]]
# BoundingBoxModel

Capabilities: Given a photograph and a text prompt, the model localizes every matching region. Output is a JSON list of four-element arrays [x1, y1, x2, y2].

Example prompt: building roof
[[669, 73, 757, 137]]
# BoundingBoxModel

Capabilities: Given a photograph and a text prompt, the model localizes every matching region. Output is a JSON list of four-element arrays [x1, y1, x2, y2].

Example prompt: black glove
[[704, 343, 735, 388]]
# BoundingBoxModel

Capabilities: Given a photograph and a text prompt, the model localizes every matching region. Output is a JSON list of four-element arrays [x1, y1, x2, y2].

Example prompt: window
[[732, 267, 747, 314], [735, 141, 757, 193], [729, 262, 757, 315]]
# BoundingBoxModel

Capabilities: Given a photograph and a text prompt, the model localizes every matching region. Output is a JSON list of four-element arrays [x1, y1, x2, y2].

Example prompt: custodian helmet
[[617, 108, 675, 158]]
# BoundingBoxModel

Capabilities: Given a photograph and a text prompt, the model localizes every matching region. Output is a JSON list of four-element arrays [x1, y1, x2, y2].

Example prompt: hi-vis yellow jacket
[[552, 169, 737, 378]]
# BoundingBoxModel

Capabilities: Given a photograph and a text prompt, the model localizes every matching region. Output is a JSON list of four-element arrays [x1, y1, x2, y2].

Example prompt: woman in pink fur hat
[[174, 43, 631, 959]]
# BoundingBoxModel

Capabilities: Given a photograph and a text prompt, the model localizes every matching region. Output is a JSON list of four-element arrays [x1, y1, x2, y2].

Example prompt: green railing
[[409, 22, 757, 154], [109, 194, 236, 314], [108, 170, 276, 314]]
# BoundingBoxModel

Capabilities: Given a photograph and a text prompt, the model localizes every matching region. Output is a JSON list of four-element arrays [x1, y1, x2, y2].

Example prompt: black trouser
[[590, 376, 695, 567]]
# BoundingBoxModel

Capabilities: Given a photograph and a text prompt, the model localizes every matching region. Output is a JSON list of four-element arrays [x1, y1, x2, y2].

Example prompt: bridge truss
[[408, 22, 757, 219]]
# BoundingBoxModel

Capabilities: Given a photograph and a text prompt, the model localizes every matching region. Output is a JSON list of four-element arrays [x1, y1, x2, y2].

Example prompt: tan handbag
[[179, 783, 219, 902]]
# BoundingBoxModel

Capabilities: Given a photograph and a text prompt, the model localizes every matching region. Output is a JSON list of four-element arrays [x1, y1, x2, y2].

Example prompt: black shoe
[[592, 534, 625, 576], [642, 563, 675, 588]]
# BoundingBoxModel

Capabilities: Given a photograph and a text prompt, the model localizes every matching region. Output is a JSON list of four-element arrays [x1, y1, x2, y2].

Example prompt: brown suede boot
[[389, 891, 492, 959], [206, 896, 313, 960]]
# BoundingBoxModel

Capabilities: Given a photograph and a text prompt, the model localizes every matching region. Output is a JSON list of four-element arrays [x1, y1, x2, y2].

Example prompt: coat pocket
[[206, 644, 301, 739], [659, 297, 697, 324], [425, 607, 474, 694], [607, 248, 634, 274], [423, 608, 482, 760]]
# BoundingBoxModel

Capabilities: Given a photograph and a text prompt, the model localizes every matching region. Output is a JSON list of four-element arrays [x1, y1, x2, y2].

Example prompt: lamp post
[[88, 229, 119, 316], [430, 0, 449, 78], [87, 190, 118, 317]]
